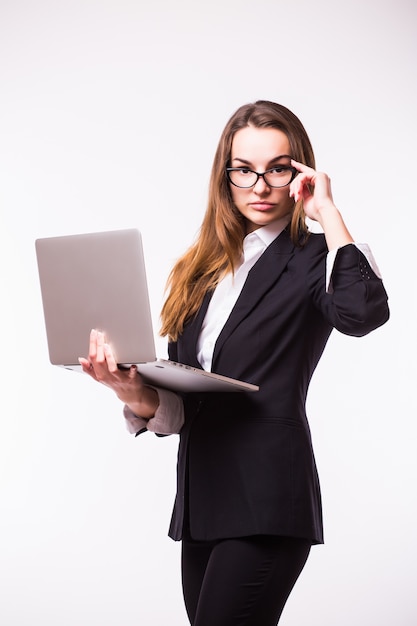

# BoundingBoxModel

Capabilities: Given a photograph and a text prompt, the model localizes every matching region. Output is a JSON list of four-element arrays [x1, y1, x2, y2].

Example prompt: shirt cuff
[[326, 243, 383, 293], [123, 387, 185, 436]]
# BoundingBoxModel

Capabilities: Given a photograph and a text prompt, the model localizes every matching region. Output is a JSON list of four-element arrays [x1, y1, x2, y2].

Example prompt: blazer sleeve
[[311, 243, 389, 337]]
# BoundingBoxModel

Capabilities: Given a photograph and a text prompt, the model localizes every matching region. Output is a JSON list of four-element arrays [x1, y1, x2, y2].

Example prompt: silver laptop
[[35, 229, 259, 393]]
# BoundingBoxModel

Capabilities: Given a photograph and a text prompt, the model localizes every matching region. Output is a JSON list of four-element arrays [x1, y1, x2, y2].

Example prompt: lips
[[249, 203, 275, 211]]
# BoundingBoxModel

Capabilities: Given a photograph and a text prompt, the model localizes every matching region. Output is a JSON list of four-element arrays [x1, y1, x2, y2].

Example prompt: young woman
[[79, 101, 389, 625]]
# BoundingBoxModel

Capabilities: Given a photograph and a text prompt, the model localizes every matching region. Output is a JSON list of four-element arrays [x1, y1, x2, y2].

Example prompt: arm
[[305, 237, 389, 337], [289, 162, 389, 335], [326, 242, 382, 293], [124, 387, 185, 436]]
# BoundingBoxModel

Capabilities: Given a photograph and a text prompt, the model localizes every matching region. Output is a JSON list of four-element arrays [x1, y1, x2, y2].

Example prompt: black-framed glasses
[[226, 165, 297, 189]]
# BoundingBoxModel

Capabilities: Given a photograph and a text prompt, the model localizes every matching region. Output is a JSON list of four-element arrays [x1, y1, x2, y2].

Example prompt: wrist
[[317, 205, 354, 250], [125, 386, 160, 420], [315, 201, 340, 226]]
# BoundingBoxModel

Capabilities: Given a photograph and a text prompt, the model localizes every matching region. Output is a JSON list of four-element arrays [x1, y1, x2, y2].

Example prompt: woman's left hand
[[289, 159, 354, 250], [289, 159, 336, 224]]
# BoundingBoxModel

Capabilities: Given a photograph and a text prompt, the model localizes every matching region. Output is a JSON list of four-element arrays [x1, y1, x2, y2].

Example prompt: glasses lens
[[228, 169, 258, 188], [263, 167, 294, 188]]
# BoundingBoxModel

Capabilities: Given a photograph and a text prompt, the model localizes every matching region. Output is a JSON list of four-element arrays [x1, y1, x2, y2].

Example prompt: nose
[[253, 174, 270, 194]]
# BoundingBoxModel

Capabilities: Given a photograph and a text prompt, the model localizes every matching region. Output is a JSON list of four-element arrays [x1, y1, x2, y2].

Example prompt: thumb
[[128, 364, 138, 379]]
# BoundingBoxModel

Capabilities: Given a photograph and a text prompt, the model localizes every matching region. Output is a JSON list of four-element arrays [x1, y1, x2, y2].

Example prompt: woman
[[79, 101, 389, 625]]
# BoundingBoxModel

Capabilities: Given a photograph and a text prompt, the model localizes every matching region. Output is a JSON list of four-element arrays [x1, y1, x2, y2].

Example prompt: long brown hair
[[160, 100, 316, 340]]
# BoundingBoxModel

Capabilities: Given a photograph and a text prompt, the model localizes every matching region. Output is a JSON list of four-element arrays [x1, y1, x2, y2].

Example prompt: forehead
[[231, 126, 291, 162]]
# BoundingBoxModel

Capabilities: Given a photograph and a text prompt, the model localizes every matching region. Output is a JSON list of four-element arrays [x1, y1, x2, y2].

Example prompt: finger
[[103, 342, 118, 373], [95, 330, 106, 363], [293, 169, 317, 185], [128, 364, 138, 379], [89, 328, 98, 359], [290, 173, 314, 202], [291, 159, 316, 175], [78, 357, 98, 380]]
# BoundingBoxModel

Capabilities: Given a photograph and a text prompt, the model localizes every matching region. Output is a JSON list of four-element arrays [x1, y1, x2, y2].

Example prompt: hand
[[289, 159, 354, 250], [289, 159, 336, 224], [78, 329, 159, 418]]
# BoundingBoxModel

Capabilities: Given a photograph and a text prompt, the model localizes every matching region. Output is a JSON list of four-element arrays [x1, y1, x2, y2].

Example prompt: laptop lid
[[35, 229, 259, 393]]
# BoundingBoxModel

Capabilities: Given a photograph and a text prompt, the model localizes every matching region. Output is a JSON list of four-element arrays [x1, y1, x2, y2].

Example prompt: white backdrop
[[1, 1, 416, 624]]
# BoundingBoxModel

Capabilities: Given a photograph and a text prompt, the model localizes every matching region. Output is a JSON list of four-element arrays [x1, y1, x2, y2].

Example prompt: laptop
[[35, 228, 259, 393]]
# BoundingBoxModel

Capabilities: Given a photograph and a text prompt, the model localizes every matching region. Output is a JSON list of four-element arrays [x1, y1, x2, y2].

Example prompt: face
[[229, 126, 295, 233]]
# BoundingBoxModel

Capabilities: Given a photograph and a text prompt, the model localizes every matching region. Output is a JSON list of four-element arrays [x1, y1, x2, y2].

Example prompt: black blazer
[[167, 230, 389, 544]]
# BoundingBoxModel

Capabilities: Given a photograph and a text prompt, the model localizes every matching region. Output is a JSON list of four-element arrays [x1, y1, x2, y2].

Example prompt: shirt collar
[[244, 216, 291, 249]]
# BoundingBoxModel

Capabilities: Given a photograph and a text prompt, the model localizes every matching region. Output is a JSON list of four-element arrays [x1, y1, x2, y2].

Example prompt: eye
[[268, 166, 289, 174], [238, 168, 253, 175]]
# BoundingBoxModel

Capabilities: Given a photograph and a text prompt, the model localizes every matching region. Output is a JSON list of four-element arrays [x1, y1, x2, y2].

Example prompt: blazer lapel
[[212, 228, 295, 369], [179, 290, 213, 368]]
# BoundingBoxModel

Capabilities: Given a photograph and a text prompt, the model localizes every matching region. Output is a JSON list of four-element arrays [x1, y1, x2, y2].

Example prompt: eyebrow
[[231, 154, 293, 166]]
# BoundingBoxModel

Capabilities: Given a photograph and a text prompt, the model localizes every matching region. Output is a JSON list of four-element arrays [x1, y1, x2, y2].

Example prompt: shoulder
[[304, 231, 327, 250], [295, 231, 328, 259]]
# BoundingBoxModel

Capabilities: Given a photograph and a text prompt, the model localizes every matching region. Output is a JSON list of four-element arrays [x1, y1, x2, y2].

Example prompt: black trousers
[[181, 534, 311, 626]]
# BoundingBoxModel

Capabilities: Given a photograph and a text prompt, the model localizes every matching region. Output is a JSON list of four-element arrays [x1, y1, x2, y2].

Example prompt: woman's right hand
[[78, 329, 159, 419]]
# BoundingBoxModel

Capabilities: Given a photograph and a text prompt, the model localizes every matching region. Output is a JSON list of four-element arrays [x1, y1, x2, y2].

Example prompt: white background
[[1, 1, 416, 624]]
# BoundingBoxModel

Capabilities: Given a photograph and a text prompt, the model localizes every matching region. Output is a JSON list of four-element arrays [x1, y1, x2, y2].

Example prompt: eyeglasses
[[226, 165, 297, 189]]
